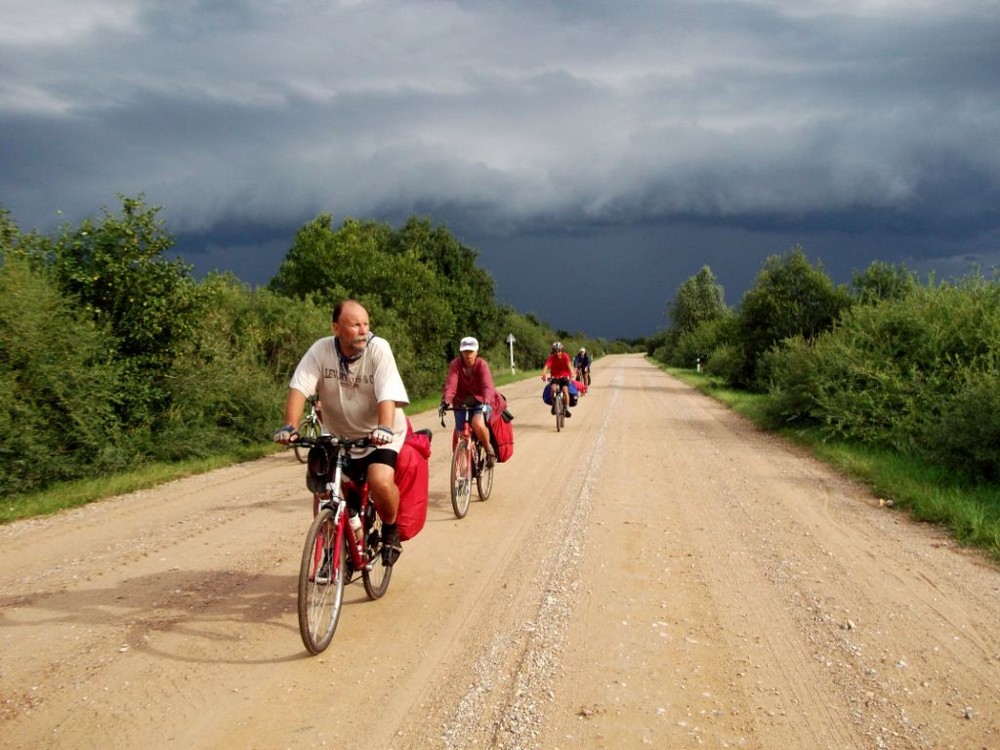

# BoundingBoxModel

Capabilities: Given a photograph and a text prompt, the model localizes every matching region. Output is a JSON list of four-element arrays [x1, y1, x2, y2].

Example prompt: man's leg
[[367, 463, 399, 524], [368, 463, 402, 565]]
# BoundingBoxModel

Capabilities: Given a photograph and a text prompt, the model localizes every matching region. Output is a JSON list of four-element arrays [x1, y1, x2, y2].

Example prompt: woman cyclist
[[440, 336, 498, 465]]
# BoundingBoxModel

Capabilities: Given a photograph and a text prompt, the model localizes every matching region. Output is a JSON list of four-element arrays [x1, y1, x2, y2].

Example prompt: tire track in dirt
[[2, 355, 998, 749]]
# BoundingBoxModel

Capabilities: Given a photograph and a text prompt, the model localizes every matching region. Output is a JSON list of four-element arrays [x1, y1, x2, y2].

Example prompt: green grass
[[663, 364, 1000, 563], [1, 444, 279, 524]]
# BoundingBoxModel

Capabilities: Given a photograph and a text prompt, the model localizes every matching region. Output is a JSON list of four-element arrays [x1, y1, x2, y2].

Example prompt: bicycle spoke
[[297, 510, 345, 654], [451, 440, 472, 518], [362, 509, 392, 599]]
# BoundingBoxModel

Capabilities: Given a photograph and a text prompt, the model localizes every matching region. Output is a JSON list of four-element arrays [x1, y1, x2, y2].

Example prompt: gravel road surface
[[2, 354, 998, 749]]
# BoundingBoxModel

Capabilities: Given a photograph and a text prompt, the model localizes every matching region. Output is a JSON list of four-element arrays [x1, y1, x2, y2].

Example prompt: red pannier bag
[[395, 419, 432, 541], [487, 393, 514, 463]]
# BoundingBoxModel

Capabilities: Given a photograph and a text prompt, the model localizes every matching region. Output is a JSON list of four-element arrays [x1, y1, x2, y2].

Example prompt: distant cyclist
[[541, 341, 574, 418], [574, 347, 591, 386], [440, 336, 498, 466]]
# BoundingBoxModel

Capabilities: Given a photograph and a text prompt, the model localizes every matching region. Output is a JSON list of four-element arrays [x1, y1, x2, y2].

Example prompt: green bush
[[672, 317, 733, 369], [0, 198, 622, 506], [703, 342, 743, 384], [921, 368, 1000, 481], [765, 275, 1000, 481], [736, 246, 851, 389], [0, 257, 125, 494]]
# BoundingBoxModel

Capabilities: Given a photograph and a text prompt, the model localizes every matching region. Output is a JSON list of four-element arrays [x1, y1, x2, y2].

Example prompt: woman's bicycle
[[439, 404, 494, 518], [548, 377, 568, 432], [291, 434, 391, 654], [293, 398, 322, 464]]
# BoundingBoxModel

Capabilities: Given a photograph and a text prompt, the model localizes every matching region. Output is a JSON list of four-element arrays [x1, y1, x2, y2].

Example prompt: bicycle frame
[[294, 434, 391, 654], [308, 437, 383, 574], [440, 404, 494, 517], [317, 465, 364, 573], [455, 408, 474, 451]]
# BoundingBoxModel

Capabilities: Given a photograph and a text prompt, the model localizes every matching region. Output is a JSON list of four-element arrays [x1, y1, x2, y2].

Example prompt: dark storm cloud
[[2, 0, 999, 337]]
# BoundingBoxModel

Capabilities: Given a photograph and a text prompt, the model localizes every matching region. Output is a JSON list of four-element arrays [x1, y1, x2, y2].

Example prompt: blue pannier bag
[[541, 380, 579, 407]]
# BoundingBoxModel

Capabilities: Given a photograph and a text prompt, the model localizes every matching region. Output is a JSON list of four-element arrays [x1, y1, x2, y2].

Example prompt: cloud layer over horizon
[[3, 0, 999, 337]]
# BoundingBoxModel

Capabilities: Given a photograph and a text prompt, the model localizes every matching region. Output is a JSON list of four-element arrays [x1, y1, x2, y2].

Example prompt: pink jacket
[[442, 357, 496, 407]]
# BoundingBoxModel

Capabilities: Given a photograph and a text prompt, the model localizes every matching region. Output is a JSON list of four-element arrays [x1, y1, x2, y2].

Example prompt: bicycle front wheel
[[476, 444, 494, 501], [451, 440, 473, 518], [555, 395, 565, 432], [294, 419, 321, 463], [297, 509, 346, 654], [362, 509, 392, 599]]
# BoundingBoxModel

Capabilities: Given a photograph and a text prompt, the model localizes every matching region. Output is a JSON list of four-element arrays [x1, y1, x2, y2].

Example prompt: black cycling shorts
[[344, 448, 398, 484]]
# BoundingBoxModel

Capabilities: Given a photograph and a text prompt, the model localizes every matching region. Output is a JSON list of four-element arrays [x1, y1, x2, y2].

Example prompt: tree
[[500, 308, 553, 370], [0, 254, 124, 494], [660, 265, 732, 367], [667, 266, 728, 335], [17, 196, 203, 429], [392, 216, 503, 354], [851, 260, 918, 305], [268, 214, 460, 396], [268, 215, 392, 304], [736, 246, 851, 389]]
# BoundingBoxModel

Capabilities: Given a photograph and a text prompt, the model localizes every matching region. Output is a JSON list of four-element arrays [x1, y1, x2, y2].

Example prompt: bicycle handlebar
[[290, 434, 372, 450], [439, 403, 460, 427], [440, 403, 482, 428]]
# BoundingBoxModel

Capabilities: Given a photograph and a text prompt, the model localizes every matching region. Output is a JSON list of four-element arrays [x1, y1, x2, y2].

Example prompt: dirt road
[[2, 354, 998, 749]]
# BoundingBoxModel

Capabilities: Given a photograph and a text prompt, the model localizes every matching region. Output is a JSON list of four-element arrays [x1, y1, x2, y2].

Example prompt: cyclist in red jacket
[[540, 341, 573, 418]]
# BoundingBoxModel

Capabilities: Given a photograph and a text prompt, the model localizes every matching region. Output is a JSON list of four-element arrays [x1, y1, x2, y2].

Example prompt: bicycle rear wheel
[[450, 440, 472, 518], [294, 419, 321, 463], [362, 508, 392, 599], [297, 509, 346, 654], [476, 443, 494, 501]]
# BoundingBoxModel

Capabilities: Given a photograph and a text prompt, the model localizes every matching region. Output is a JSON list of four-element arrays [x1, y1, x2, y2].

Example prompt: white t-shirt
[[289, 335, 409, 453]]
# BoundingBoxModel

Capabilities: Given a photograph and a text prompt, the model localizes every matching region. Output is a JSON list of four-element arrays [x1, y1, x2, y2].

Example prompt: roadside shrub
[[149, 278, 288, 460], [764, 274, 1000, 480], [237, 283, 330, 381], [0, 256, 124, 495], [735, 246, 851, 390], [759, 336, 826, 426], [703, 342, 743, 384], [672, 317, 732, 369], [920, 368, 1000, 481]]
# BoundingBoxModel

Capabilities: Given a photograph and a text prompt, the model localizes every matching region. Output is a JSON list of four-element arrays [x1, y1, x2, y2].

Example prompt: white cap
[[459, 336, 479, 352]]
